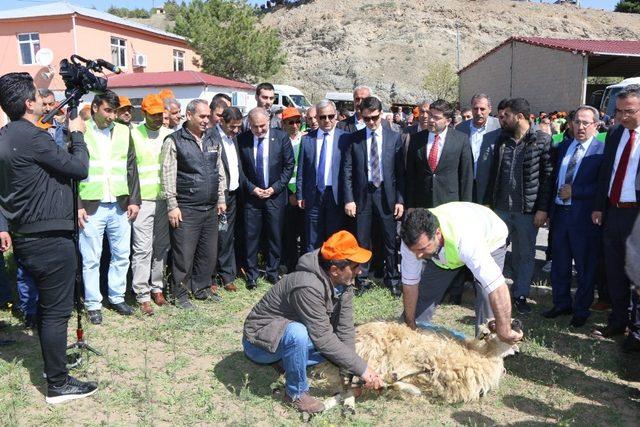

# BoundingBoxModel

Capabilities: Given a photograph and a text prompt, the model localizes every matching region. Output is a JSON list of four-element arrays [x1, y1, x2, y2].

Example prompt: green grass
[[0, 277, 639, 426]]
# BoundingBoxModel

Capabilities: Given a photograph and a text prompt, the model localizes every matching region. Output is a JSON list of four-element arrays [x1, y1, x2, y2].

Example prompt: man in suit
[[456, 94, 502, 204], [543, 106, 604, 328], [296, 100, 348, 252], [238, 108, 294, 289], [212, 106, 244, 294], [406, 99, 474, 209], [336, 85, 371, 134], [242, 82, 280, 131], [341, 96, 405, 296], [592, 84, 640, 343]]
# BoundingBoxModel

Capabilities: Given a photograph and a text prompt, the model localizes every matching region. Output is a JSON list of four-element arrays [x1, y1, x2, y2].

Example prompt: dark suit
[[594, 125, 640, 330], [341, 126, 405, 286], [336, 114, 361, 134], [296, 127, 347, 251], [405, 128, 473, 208], [549, 137, 604, 318], [238, 128, 294, 282]]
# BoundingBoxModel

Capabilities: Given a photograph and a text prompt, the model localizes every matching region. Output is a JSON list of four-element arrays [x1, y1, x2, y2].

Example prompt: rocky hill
[[259, 0, 640, 103]]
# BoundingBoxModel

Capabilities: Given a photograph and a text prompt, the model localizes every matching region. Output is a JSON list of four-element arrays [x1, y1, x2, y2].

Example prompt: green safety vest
[[79, 120, 130, 200], [131, 123, 172, 200], [288, 134, 302, 193], [428, 203, 507, 270], [596, 132, 606, 142]]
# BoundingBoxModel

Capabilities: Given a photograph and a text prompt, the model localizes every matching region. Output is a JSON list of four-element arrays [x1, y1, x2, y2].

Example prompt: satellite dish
[[35, 48, 54, 67]]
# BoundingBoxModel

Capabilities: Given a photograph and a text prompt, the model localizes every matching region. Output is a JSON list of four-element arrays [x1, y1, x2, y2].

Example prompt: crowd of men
[[1, 75, 640, 406]]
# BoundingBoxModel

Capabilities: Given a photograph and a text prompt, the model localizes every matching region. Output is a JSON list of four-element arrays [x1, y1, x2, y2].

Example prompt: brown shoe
[[151, 292, 167, 306], [140, 301, 154, 316], [283, 392, 324, 413], [591, 301, 611, 312], [224, 283, 237, 292]]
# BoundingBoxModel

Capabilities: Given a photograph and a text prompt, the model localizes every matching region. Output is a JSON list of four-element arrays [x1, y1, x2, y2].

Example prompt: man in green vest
[[78, 90, 141, 325], [400, 202, 523, 344], [130, 94, 173, 316]]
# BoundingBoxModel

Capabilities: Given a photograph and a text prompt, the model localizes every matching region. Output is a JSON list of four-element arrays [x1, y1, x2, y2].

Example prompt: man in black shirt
[[0, 72, 98, 404]]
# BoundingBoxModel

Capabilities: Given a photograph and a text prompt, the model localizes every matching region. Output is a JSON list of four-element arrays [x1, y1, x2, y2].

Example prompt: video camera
[[41, 54, 121, 123]]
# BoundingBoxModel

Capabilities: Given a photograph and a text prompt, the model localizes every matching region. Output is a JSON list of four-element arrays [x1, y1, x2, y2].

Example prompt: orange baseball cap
[[158, 89, 175, 100], [320, 231, 372, 264], [282, 107, 301, 121], [413, 106, 420, 118], [141, 94, 165, 115], [117, 96, 132, 109]]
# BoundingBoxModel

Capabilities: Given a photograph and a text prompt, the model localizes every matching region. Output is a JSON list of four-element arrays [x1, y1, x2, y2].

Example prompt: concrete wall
[[459, 41, 585, 114]]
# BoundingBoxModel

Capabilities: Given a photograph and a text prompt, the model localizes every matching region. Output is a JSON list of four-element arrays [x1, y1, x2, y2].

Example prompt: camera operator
[[0, 72, 98, 404]]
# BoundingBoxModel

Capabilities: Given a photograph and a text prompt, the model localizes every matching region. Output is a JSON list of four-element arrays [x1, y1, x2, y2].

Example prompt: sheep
[[309, 319, 520, 411]]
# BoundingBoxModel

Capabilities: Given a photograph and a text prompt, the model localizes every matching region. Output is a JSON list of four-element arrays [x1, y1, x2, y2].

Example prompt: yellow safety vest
[[131, 123, 171, 200]]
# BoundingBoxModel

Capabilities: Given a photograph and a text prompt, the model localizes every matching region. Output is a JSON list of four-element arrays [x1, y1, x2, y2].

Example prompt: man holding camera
[[0, 72, 98, 403]]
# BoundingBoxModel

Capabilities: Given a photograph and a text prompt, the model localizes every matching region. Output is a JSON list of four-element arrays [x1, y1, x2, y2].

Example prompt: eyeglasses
[[286, 120, 301, 125], [572, 120, 594, 127], [615, 108, 640, 116], [215, 113, 224, 118], [362, 114, 380, 122], [318, 114, 336, 121]]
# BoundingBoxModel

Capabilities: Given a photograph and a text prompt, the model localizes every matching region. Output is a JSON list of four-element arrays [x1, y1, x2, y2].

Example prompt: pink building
[[0, 1, 199, 124]]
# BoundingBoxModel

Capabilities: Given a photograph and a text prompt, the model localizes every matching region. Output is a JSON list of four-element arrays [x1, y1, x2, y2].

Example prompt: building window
[[111, 37, 127, 68], [18, 33, 40, 65], [173, 50, 184, 71]]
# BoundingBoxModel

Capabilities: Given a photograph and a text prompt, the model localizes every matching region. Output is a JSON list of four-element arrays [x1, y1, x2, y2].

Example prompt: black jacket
[[484, 128, 553, 213], [0, 119, 89, 234]]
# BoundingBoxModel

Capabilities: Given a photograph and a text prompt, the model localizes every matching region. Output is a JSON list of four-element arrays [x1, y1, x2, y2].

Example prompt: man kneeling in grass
[[243, 231, 383, 413]]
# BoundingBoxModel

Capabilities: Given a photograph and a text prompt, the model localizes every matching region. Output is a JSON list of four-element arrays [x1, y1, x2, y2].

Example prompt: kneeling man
[[243, 231, 383, 413], [400, 202, 523, 344]]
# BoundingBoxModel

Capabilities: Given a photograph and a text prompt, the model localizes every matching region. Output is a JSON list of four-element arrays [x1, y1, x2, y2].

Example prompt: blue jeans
[[0, 254, 12, 305], [496, 210, 537, 298], [243, 322, 325, 399], [79, 203, 131, 310], [16, 262, 38, 316]]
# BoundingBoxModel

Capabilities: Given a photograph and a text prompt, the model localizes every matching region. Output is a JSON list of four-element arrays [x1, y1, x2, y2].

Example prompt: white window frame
[[18, 32, 40, 65], [173, 49, 184, 71], [111, 37, 127, 68]]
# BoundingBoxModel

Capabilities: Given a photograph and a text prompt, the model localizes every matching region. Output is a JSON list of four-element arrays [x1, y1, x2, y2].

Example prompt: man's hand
[[345, 202, 357, 217], [592, 211, 603, 226], [297, 199, 305, 209], [217, 203, 227, 215], [68, 115, 86, 133], [127, 204, 140, 221], [168, 208, 182, 228], [404, 318, 417, 330], [394, 203, 404, 220], [496, 327, 524, 345], [288, 193, 297, 207], [361, 366, 384, 390], [252, 187, 269, 199], [78, 208, 89, 229], [0, 232, 11, 252], [558, 184, 571, 201], [533, 210, 547, 228], [264, 187, 275, 197]]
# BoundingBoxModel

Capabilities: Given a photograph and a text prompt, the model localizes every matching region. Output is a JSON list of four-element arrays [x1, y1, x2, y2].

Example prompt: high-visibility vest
[[79, 120, 130, 200], [288, 134, 302, 193], [131, 123, 171, 200], [428, 203, 507, 270]]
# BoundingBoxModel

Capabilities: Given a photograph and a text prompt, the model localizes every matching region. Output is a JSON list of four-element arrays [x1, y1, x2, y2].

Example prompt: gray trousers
[[495, 210, 537, 298], [131, 199, 170, 302], [412, 246, 506, 333]]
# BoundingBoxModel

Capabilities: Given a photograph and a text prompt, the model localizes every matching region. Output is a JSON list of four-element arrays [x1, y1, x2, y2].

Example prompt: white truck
[[273, 84, 312, 111], [600, 77, 640, 118]]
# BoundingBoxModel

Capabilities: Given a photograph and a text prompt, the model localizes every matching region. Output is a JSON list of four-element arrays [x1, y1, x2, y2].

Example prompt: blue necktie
[[370, 131, 382, 187], [256, 137, 265, 188], [316, 132, 329, 192]]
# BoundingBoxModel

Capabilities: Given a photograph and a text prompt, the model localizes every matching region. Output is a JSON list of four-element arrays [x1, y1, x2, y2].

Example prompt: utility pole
[[455, 22, 461, 71]]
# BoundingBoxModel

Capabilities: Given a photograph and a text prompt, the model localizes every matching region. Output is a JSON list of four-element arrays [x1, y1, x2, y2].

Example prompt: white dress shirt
[[609, 125, 640, 202], [366, 126, 383, 183], [354, 113, 366, 131], [555, 137, 593, 205], [253, 130, 270, 187], [469, 122, 487, 177], [427, 127, 447, 166], [315, 128, 335, 187], [217, 124, 240, 192]]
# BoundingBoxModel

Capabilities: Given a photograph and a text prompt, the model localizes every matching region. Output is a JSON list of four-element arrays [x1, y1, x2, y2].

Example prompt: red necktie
[[428, 134, 440, 171], [610, 129, 636, 206]]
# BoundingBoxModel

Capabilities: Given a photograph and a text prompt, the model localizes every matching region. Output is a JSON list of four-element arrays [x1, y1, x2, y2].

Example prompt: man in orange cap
[[130, 94, 173, 315], [243, 230, 383, 414], [115, 96, 134, 127]]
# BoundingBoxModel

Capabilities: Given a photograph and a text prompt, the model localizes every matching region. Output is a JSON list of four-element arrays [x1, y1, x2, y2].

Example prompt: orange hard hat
[[282, 107, 301, 121], [413, 106, 420, 118], [141, 94, 165, 115], [117, 96, 132, 109], [158, 89, 175, 100], [320, 230, 372, 264]]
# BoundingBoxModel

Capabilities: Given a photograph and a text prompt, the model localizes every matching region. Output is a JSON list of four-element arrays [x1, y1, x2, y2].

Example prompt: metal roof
[[0, 1, 186, 42], [107, 71, 255, 91]]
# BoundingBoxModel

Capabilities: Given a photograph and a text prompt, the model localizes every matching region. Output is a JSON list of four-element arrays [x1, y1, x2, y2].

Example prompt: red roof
[[107, 71, 254, 90], [459, 37, 640, 74]]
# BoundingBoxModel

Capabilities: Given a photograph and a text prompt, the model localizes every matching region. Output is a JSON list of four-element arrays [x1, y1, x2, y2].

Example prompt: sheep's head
[[474, 319, 521, 358]]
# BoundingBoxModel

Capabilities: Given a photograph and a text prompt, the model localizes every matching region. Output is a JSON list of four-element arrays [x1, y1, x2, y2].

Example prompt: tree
[[106, 6, 151, 19], [172, 0, 286, 82], [615, 1, 640, 13], [421, 61, 459, 102]]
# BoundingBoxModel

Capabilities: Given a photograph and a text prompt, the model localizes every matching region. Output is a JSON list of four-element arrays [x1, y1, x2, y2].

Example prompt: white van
[[600, 77, 640, 118], [325, 92, 354, 113], [273, 84, 312, 111]]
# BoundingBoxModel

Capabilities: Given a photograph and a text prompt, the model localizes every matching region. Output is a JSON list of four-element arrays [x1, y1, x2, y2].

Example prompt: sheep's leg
[[342, 389, 356, 416], [390, 381, 422, 396], [323, 393, 343, 411]]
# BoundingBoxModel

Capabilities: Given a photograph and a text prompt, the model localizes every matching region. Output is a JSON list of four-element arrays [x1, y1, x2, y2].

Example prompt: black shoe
[[0, 339, 16, 346], [570, 315, 588, 328], [388, 284, 402, 298], [111, 302, 134, 316], [24, 313, 37, 329], [174, 296, 195, 310], [246, 280, 257, 290], [592, 324, 626, 339], [87, 310, 102, 325], [355, 279, 374, 297], [622, 336, 640, 353], [514, 296, 532, 314], [543, 307, 572, 319], [194, 288, 223, 302], [46, 375, 98, 404], [266, 275, 280, 285]]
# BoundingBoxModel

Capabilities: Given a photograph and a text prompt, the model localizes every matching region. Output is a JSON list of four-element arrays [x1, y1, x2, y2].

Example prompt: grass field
[[1, 274, 639, 426]]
